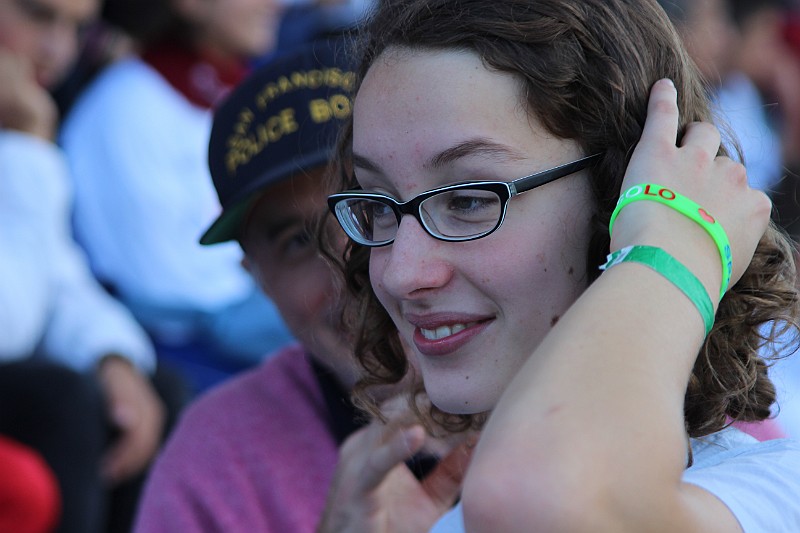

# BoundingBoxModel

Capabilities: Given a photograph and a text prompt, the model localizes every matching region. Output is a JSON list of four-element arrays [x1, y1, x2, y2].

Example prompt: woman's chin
[[428, 389, 495, 416]]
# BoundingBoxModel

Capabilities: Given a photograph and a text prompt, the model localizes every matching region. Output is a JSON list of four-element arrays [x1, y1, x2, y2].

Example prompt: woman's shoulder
[[72, 57, 164, 107], [684, 427, 800, 532]]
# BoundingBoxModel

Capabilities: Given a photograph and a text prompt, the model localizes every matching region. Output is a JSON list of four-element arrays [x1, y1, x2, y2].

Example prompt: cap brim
[[199, 200, 251, 245], [201, 151, 334, 245]]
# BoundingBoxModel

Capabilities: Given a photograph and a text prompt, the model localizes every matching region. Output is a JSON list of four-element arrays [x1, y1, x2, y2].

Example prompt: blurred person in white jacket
[[60, 0, 295, 394], [0, 0, 185, 530], [658, 0, 785, 194]]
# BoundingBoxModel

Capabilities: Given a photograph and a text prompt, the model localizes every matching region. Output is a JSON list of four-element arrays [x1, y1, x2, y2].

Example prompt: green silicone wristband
[[600, 245, 715, 337], [608, 184, 731, 301]]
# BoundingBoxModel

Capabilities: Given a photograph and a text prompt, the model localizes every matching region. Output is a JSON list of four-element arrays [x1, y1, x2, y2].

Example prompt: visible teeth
[[420, 323, 470, 340]]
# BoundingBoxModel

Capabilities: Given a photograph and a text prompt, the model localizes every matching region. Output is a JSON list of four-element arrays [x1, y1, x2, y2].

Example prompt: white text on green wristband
[[608, 184, 731, 300], [600, 245, 715, 337]]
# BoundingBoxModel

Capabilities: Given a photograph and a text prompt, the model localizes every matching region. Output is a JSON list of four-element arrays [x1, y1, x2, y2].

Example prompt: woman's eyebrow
[[352, 138, 524, 173], [428, 138, 525, 169]]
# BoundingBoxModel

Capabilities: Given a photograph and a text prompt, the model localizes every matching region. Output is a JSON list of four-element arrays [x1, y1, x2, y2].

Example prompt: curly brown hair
[[324, 0, 800, 438]]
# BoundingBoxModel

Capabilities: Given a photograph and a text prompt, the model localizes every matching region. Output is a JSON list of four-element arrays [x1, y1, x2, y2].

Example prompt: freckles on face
[[353, 48, 594, 414]]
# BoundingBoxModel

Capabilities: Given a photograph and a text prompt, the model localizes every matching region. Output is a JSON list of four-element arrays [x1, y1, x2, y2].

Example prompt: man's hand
[[97, 356, 165, 484], [0, 50, 57, 139]]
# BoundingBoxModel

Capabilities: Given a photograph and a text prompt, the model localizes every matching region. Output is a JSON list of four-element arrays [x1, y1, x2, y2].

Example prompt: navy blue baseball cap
[[200, 38, 355, 245]]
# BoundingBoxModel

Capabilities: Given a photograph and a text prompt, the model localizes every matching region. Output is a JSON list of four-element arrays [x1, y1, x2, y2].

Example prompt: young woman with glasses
[[320, 0, 800, 531]]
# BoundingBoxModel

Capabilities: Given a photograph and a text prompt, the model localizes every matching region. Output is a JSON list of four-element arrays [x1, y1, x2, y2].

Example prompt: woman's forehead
[[354, 51, 529, 146], [351, 53, 569, 181]]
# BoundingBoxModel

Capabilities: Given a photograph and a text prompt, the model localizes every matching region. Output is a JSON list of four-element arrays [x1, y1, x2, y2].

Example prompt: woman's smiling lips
[[406, 313, 494, 356]]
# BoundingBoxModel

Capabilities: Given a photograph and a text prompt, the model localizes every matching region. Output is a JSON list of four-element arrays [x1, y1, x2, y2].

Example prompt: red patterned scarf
[[142, 39, 249, 109]]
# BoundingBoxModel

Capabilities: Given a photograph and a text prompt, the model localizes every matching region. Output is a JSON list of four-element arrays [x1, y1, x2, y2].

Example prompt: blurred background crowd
[[2, 0, 800, 531]]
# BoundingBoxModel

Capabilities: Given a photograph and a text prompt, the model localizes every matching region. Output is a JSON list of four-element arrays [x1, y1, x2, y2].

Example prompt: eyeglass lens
[[338, 187, 504, 244], [420, 189, 502, 238]]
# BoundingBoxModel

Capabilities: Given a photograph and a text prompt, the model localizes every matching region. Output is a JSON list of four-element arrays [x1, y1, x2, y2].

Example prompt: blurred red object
[[0, 435, 61, 533]]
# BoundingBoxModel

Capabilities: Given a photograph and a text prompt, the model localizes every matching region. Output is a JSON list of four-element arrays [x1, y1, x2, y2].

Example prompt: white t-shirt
[[431, 427, 800, 532]]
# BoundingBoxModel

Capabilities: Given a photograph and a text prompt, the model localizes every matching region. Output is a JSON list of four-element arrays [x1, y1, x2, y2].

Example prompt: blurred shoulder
[[176, 344, 324, 434], [62, 56, 198, 131]]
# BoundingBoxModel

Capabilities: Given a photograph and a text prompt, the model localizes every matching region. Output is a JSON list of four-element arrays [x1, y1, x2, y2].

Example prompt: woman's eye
[[370, 202, 395, 225], [436, 190, 499, 218], [447, 194, 496, 213]]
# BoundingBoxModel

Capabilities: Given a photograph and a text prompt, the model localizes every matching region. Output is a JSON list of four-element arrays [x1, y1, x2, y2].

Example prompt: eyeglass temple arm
[[509, 153, 601, 195]]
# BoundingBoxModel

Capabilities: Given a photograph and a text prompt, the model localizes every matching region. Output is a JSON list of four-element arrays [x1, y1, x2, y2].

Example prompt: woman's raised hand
[[612, 78, 772, 301], [317, 396, 475, 533]]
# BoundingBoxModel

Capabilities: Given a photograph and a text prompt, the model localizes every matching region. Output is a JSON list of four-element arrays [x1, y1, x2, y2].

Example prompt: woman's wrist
[[609, 200, 723, 312], [609, 183, 732, 300], [600, 245, 715, 336]]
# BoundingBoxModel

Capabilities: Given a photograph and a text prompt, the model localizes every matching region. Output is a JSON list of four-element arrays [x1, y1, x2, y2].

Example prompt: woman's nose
[[374, 215, 454, 299]]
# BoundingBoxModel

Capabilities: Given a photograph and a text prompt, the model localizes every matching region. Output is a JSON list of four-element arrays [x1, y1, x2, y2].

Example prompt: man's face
[[0, 0, 98, 88], [241, 168, 359, 389]]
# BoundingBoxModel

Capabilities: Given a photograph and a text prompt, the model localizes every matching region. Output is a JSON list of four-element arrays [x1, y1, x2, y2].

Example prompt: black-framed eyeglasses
[[327, 153, 600, 247]]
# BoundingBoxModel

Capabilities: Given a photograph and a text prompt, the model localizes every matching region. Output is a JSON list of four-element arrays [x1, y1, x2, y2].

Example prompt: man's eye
[[278, 228, 313, 253]]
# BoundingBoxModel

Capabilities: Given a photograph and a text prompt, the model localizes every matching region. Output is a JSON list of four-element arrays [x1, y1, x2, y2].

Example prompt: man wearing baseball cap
[[133, 38, 375, 531]]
